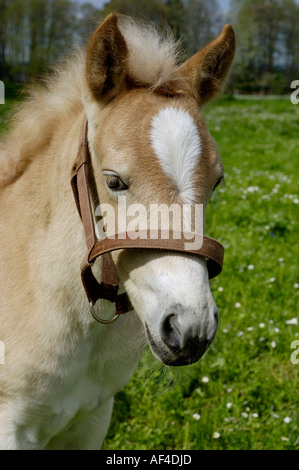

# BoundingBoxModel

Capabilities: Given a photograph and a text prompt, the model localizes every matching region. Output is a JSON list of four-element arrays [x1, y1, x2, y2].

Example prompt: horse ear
[[179, 25, 236, 106], [86, 13, 128, 102]]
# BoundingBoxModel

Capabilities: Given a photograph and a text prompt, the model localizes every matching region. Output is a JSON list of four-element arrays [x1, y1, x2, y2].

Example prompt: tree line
[[0, 0, 298, 93], [0, 0, 102, 79], [228, 0, 299, 93]]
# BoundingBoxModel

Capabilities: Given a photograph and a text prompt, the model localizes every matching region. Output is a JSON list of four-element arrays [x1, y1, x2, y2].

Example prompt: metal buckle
[[89, 302, 120, 324]]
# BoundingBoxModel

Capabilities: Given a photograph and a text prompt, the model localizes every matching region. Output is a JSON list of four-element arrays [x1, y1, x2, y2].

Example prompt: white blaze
[[150, 106, 201, 204]]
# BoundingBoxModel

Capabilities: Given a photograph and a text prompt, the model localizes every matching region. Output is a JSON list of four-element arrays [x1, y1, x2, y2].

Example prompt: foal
[[0, 14, 235, 449]]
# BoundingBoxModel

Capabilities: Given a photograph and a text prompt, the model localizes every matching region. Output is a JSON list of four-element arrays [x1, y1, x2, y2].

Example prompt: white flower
[[274, 327, 280, 333], [235, 302, 241, 308], [237, 331, 244, 337], [218, 286, 224, 292], [268, 277, 276, 283], [273, 413, 280, 419], [247, 264, 255, 270], [271, 341, 276, 348], [223, 328, 228, 333], [252, 413, 259, 418], [281, 436, 289, 442], [259, 337, 265, 342], [286, 318, 298, 326], [213, 432, 221, 439], [226, 402, 233, 409], [193, 413, 200, 420], [283, 417, 292, 424], [246, 186, 259, 193], [293, 283, 299, 289], [202, 376, 209, 383], [227, 388, 233, 393], [241, 412, 248, 418], [247, 326, 254, 331], [259, 323, 265, 328], [278, 257, 284, 263]]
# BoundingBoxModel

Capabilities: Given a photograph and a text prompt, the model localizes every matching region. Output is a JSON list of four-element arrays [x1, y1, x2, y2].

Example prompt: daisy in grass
[[192, 413, 200, 421]]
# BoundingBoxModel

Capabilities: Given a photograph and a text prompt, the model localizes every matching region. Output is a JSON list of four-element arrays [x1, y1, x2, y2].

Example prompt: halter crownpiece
[[71, 116, 224, 323]]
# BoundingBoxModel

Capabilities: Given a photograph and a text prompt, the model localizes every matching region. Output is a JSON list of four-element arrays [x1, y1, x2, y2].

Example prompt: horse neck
[[19, 113, 90, 312]]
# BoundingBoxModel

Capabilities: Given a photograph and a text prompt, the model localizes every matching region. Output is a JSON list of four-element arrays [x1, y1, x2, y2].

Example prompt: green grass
[[1, 96, 298, 450]]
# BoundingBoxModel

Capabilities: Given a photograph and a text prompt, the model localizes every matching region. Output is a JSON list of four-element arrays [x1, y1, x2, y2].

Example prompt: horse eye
[[106, 175, 128, 191], [213, 176, 224, 191]]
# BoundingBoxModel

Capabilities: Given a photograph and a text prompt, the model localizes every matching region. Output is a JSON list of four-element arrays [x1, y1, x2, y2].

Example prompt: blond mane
[[0, 17, 182, 189], [0, 52, 85, 188], [118, 15, 182, 90]]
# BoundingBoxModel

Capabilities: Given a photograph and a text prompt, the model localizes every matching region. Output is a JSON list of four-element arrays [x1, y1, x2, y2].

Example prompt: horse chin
[[145, 324, 208, 367]]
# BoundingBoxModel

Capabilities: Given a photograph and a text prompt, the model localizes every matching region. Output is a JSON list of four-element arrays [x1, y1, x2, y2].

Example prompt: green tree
[[28, 0, 48, 75], [4, 0, 27, 79], [46, 0, 78, 62], [184, 0, 222, 55], [228, 0, 298, 93], [0, 0, 79, 80], [77, 2, 103, 41], [101, 0, 168, 24], [280, 0, 299, 80], [0, 0, 7, 78], [164, 0, 186, 43]]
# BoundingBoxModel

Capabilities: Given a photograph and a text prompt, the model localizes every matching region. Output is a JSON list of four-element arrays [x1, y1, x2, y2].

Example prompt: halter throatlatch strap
[[71, 116, 225, 321]]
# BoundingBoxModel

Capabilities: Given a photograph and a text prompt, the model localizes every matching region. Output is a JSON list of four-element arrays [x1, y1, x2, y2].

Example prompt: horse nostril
[[160, 313, 182, 352]]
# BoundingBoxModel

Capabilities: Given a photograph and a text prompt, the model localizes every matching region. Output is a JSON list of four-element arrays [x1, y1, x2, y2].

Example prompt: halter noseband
[[71, 117, 224, 324]]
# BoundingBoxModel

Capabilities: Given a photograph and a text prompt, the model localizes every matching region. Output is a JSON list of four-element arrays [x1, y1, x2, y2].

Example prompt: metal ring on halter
[[89, 302, 120, 324]]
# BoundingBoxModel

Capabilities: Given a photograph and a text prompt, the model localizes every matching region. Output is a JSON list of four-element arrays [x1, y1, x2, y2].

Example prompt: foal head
[[82, 14, 235, 366]]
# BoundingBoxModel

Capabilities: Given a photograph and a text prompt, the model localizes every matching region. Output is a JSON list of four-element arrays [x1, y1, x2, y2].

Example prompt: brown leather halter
[[71, 117, 224, 324]]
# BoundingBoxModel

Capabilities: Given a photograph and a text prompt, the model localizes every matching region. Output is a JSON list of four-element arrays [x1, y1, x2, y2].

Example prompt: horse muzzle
[[145, 303, 218, 366]]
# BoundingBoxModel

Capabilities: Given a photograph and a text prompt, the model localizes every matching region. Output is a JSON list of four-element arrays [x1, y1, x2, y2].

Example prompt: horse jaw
[[118, 251, 218, 366]]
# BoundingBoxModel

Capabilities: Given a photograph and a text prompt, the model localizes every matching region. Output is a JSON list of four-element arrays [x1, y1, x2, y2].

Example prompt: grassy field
[[1, 96, 298, 450]]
